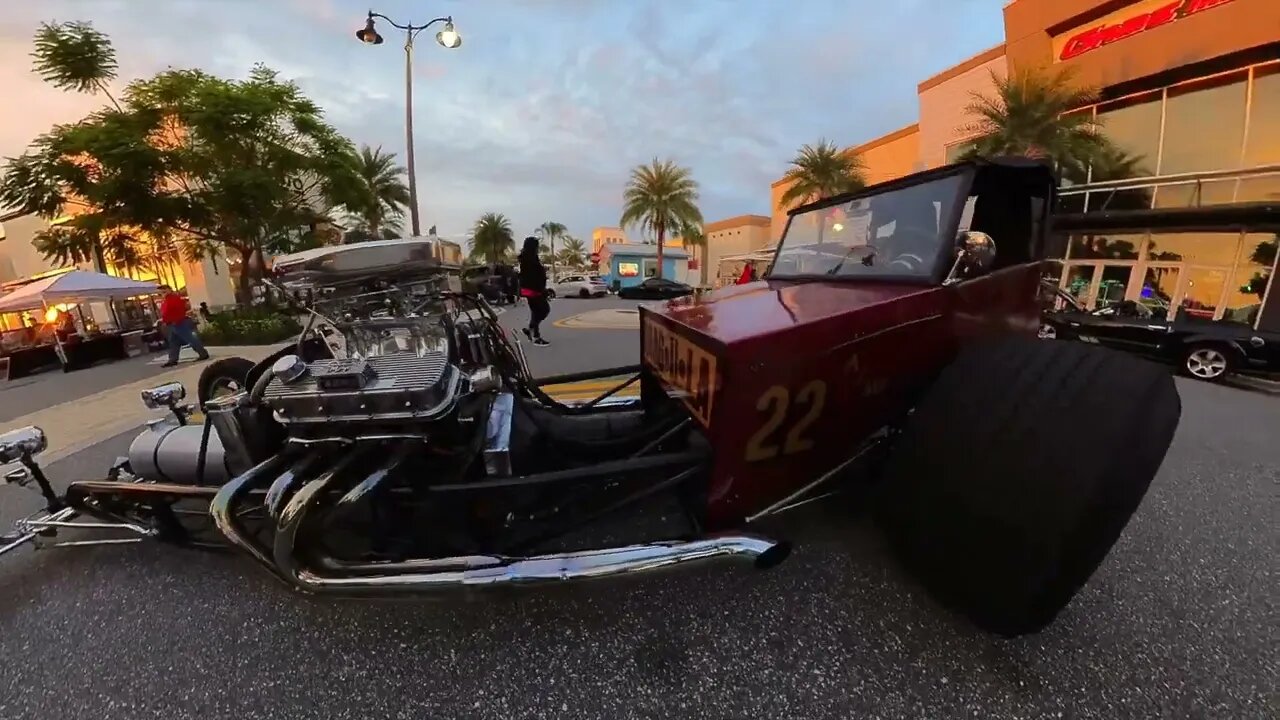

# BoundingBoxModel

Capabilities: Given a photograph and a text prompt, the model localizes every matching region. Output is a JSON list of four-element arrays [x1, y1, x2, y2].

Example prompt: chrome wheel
[[1186, 347, 1228, 380], [1038, 323, 1057, 339]]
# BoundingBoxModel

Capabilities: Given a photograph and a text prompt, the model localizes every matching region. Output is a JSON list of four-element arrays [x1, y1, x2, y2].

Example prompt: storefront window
[[1154, 179, 1238, 208], [1144, 232, 1240, 266], [1238, 64, 1280, 203], [1139, 267, 1178, 320], [944, 141, 974, 164], [1179, 268, 1226, 321], [1161, 72, 1248, 176], [1068, 233, 1142, 260], [1221, 233, 1277, 325], [1096, 265, 1133, 309], [1096, 91, 1162, 175], [1064, 265, 1095, 306], [1243, 64, 1280, 166]]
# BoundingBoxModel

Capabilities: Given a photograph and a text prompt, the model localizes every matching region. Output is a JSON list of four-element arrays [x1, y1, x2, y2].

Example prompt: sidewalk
[[0, 345, 277, 468]]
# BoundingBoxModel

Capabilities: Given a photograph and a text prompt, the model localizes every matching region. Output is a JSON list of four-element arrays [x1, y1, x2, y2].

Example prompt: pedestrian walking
[[159, 285, 210, 367], [517, 236, 551, 347]]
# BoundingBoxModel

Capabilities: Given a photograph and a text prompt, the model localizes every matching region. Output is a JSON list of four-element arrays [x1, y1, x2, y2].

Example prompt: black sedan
[[617, 277, 694, 300], [1039, 285, 1280, 382]]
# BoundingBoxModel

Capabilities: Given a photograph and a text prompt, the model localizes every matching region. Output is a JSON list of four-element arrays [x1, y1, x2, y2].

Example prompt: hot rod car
[[0, 159, 1181, 637]]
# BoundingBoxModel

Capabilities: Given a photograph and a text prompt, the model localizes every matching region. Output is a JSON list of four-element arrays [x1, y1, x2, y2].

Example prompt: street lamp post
[[356, 10, 461, 239]]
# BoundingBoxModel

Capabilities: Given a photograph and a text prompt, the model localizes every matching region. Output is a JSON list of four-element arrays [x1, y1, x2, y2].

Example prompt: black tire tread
[[876, 336, 1181, 636], [197, 356, 256, 406]]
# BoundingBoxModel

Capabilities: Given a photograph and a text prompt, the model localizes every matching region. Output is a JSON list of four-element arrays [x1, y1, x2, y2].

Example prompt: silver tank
[[128, 421, 231, 485]]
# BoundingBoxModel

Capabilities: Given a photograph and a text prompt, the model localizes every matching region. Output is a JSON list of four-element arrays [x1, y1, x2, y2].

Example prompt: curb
[[1226, 375, 1280, 395]]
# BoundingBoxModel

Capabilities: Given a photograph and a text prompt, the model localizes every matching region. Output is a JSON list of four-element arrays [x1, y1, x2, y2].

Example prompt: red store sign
[[1058, 0, 1236, 61]]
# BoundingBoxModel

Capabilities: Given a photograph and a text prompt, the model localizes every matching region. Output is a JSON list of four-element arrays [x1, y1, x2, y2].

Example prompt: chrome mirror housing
[[141, 382, 187, 409], [0, 426, 48, 465], [945, 231, 997, 283]]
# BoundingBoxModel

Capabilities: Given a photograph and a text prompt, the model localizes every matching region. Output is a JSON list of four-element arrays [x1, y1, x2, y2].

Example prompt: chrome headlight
[[141, 382, 187, 409], [0, 425, 48, 465]]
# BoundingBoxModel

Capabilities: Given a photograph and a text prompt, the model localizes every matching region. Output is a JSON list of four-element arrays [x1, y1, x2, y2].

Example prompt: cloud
[[0, 0, 1008, 240]]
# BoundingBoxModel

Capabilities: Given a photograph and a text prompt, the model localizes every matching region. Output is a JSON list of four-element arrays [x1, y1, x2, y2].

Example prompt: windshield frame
[[767, 166, 976, 286]]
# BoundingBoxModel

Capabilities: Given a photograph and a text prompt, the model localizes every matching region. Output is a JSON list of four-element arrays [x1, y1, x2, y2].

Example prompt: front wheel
[[197, 356, 256, 406], [545, 289, 556, 299], [875, 337, 1181, 636], [1182, 343, 1233, 382], [1037, 322, 1057, 339]]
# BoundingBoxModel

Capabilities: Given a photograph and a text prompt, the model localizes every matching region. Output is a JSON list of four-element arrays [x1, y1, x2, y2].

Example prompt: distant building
[[591, 227, 628, 254], [596, 243, 691, 289], [702, 215, 772, 287]]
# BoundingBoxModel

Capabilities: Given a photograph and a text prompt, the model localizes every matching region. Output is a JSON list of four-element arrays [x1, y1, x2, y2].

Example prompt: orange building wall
[[1004, 0, 1279, 85], [916, 46, 1007, 170], [769, 125, 921, 240]]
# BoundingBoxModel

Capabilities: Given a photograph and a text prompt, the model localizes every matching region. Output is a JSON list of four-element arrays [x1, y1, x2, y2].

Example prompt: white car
[[549, 274, 608, 298]]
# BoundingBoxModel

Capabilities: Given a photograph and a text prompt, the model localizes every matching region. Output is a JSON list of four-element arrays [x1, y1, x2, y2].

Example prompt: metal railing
[[1058, 164, 1280, 211]]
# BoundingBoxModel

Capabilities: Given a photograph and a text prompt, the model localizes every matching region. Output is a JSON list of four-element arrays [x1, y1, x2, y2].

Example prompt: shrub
[[199, 307, 302, 346]]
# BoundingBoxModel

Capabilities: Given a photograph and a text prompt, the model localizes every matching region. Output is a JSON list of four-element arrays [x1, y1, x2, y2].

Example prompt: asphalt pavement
[[0, 316, 1275, 718]]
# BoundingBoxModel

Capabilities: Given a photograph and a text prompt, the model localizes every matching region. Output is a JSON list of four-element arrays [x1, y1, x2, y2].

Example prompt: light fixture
[[436, 20, 461, 49], [356, 14, 384, 45], [832, 223, 844, 232], [43, 307, 60, 323]]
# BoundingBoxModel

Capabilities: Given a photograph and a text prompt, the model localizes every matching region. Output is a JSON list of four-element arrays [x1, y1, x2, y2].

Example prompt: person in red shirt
[[158, 285, 210, 367]]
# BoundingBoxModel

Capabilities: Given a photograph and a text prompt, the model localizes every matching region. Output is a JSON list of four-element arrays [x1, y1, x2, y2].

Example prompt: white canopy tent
[[0, 270, 159, 313]]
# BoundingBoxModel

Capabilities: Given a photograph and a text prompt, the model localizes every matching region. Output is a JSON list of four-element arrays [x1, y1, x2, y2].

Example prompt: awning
[[0, 270, 159, 312]]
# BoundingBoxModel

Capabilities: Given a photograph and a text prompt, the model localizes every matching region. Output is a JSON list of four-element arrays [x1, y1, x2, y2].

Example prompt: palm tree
[[959, 66, 1106, 180], [620, 158, 702, 280], [556, 236, 587, 269], [469, 212, 514, 264], [679, 222, 708, 285], [537, 221, 568, 280], [777, 139, 868, 209], [347, 145, 410, 238]]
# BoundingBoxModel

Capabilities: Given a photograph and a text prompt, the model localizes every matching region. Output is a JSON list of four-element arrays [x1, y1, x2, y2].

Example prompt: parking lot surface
[[0, 375, 1274, 719]]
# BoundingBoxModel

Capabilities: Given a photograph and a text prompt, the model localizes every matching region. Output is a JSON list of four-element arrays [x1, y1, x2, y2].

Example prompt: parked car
[[549, 274, 607, 299], [617, 277, 694, 300], [1039, 282, 1280, 382]]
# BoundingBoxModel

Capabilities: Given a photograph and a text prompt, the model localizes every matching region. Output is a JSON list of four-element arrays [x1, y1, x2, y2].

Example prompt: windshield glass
[[770, 173, 968, 279]]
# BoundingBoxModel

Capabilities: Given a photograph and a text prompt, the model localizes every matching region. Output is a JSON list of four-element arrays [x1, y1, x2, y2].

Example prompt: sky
[[0, 0, 1008, 245]]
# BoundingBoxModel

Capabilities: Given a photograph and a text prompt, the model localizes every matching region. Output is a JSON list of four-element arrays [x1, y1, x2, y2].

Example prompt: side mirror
[[946, 231, 997, 283], [141, 382, 186, 410], [0, 426, 48, 465]]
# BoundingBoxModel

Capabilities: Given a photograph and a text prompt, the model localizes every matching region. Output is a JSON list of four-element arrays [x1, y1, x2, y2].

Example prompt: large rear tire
[[875, 336, 1181, 636], [197, 356, 256, 407]]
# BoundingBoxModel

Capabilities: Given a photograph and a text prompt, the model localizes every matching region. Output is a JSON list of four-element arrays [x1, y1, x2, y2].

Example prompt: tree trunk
[[655, 223, 665, 280], [235, 247, 253, 305]]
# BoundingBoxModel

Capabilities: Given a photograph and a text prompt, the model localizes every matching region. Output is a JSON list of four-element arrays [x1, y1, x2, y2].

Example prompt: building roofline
[[704, 214, 772, 233], [849, 123, 920, 156], [917, 43, 1006, 94]]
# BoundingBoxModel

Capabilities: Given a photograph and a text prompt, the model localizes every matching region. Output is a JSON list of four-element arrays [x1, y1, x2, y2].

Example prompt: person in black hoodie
[[517, 236, 551, 346]]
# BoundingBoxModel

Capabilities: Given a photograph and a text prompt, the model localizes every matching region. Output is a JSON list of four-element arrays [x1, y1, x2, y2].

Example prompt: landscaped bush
[[199, 306, 302, 346]]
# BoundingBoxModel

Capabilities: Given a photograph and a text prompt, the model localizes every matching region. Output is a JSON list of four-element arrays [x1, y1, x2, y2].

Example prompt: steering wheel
[[885, 226, 937, 272]]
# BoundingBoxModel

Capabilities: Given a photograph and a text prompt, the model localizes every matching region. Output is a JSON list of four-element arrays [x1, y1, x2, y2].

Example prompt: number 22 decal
[[743, 380, 827, 462]]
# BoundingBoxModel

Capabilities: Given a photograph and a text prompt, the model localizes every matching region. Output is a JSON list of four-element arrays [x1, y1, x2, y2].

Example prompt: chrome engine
[[261, 345, 461, 425]]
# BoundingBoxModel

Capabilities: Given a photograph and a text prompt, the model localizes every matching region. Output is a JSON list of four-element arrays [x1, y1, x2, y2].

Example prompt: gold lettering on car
[[642, 317, 717, 427], [744, 380, 828, 462]]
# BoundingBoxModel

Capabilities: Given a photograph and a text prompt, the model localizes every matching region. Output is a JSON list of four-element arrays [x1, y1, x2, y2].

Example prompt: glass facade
[[1055, 230, 1277, 328], [1064, 61, 1280, 212]]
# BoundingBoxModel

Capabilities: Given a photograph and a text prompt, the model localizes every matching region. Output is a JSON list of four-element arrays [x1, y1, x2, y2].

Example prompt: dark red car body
[[640, 159, 1055, 527]]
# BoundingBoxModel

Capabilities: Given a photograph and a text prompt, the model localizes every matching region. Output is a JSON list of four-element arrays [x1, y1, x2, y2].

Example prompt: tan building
[[772, 0, 1278, 209], [769, 0, 1280, 330], [590, 227, 628, 254], [702, 214, 772, 287]]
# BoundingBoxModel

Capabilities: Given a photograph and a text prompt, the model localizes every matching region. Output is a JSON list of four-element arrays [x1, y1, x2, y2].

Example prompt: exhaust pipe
[[210, 452, 294, 576], [268, 448, 789, 594]]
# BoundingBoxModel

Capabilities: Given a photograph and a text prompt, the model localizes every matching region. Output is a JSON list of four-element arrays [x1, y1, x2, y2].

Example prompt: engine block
[[262, 352, 460, 424]]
